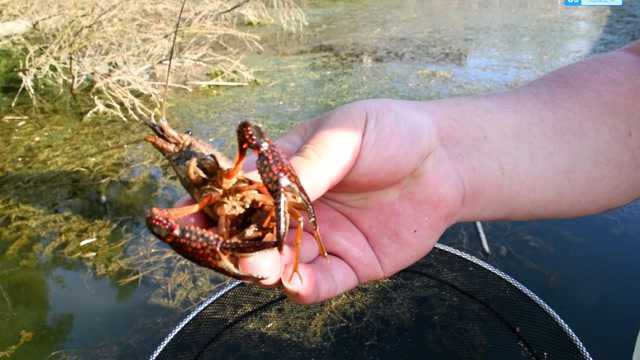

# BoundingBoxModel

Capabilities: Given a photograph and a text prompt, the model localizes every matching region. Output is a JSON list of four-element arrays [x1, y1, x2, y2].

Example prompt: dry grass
[[0, 0, 306, 121]]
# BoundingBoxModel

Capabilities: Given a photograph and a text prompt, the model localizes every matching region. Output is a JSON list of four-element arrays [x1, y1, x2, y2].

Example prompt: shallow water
[[1, 0, 639, 358]]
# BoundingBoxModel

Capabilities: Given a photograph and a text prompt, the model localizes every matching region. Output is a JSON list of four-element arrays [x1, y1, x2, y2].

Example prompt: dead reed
[[0, 0, 306, 121]]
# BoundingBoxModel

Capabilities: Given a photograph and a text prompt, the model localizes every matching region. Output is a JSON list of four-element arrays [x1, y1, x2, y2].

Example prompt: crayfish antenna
[[160, 0, 188, 121]]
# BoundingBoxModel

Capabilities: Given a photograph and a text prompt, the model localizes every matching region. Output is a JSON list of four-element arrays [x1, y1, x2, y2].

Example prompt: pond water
[[1, 0, 639, 359]]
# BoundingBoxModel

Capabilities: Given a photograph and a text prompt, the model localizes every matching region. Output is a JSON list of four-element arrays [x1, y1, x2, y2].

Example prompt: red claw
[[146, 208, 268, 281]]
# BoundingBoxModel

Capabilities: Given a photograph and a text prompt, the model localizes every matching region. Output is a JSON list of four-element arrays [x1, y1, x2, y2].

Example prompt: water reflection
[[0, 264, 72, 359]]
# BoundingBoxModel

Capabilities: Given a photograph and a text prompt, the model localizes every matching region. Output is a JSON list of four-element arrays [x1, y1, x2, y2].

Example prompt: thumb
[[280, 109, 366, 201]]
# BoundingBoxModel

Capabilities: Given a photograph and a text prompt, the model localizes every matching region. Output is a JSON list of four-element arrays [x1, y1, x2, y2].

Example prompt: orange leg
[[233, 182, 271, 197], [293, 203, 328, 258], [163, 192, 220, 219], [287, 207, 305, 282], [261, 210, 274, 228], [218, 214, 229, 240], [313, 228, 328, 258], [224, 147, 248, 180]]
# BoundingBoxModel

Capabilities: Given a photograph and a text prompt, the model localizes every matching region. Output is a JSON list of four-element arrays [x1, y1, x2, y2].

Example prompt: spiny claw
[[275, 189, 290, 250], [145, 208, 268, 282]]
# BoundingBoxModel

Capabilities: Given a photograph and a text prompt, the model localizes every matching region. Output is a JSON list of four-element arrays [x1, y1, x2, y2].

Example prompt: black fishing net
[[150, 244, 592, 360]]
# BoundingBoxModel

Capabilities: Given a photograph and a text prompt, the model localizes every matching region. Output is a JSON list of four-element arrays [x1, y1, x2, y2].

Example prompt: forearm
[[434, 42, 640, 221]]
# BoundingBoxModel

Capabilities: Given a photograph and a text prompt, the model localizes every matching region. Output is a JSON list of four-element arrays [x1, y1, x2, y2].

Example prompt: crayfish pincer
[[144, 118, 328, 282]]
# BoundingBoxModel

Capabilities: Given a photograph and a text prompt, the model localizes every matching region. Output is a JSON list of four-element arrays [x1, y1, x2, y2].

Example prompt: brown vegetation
[[0, 0, 306, 121]]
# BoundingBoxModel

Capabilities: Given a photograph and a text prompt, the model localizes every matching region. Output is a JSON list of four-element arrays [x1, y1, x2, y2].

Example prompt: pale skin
[[179, 40, 640, 304]]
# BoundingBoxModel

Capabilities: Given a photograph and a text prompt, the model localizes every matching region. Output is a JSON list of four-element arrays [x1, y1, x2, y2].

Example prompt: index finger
[[272, 107, 366, 201]]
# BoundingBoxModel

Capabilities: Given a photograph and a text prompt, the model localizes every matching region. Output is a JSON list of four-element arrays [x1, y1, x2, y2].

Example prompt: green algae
[[0, 48, 22, 95], [0, 107, 142, 270]]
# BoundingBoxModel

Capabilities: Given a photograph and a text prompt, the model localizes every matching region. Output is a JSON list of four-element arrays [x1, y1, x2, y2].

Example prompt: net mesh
[[151, 244, 591, 360]]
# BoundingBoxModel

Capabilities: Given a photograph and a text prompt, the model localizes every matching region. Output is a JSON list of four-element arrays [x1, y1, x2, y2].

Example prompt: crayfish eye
[[184, 130, 193, 136]]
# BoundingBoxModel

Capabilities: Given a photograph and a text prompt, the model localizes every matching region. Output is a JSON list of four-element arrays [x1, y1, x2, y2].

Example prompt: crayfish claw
[[275, 189, 290, 250]]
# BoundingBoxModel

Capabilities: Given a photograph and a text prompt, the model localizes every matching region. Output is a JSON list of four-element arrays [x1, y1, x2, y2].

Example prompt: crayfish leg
[[287, 207, 305, 282], [232, 182, 271, 197], [217, 213, 231, 241], [224, 151, 246, 181], [292, 195, 328, 259], [162, 192, 220, 219], [224, 121, 255, 180], [312, 228, 327, 258], [261, 210, 274, 229]]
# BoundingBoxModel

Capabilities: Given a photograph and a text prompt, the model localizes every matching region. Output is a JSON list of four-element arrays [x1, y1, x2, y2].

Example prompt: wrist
[[427, 96, 505, 223], [413, 99, 474, 225]]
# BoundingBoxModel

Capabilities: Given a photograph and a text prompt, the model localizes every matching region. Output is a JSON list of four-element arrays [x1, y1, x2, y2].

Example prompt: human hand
[[226, 99, 465, 303]]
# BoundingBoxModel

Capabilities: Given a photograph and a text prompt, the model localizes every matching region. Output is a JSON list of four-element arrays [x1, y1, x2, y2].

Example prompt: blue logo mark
[[564, 0, 623, 5]]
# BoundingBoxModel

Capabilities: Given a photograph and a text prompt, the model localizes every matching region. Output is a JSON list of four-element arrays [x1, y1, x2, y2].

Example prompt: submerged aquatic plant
[[0, 0, 306, 121], [0, 330, 33, 358]]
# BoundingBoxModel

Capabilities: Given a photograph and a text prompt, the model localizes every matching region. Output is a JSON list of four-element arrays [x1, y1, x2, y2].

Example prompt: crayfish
[[144, 118, 328, 281]]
